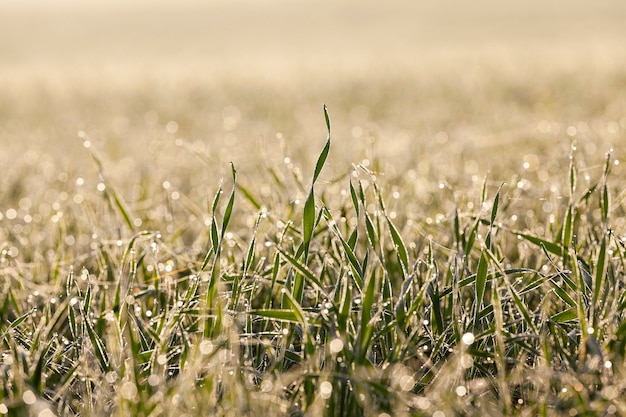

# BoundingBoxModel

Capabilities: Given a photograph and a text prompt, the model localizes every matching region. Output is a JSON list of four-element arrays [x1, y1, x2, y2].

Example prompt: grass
[[0, 68, 626, 416]]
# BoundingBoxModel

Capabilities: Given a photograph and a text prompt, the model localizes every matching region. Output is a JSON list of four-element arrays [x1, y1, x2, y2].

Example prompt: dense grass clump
[[1, 72, 626, 416]]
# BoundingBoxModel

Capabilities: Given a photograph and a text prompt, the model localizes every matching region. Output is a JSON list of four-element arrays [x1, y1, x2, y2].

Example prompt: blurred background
[[2, 0, 625, 80], [1, 0, 625, 202]]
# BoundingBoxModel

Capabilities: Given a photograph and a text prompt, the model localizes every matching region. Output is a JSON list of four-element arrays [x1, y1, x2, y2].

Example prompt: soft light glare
[[200, 340, 214, 355], [22, 390, 36, 405], [329, 338, 344, 353], [319, 381, 333, 399], [461, 332, 475, 345], [120, 381, 138, 400]]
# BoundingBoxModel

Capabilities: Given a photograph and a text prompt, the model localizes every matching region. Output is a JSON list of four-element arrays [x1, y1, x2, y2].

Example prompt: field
[[2, 2, 626, 416]]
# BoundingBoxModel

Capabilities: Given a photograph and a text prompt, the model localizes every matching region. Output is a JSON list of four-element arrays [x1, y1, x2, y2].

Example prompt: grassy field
[[2, 2, 626, 416]]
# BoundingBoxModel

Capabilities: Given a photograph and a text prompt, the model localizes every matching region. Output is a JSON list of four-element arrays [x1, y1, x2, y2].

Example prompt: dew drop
[[329, 338, 344, 353], [320, 381, 333, 399], [22, 390, 36, 405], [461, 332, 475, 345], [120, 381, 138, 400]]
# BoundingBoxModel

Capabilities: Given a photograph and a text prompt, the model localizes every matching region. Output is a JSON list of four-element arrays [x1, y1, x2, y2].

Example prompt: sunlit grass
[[1, 68, 626, 416]]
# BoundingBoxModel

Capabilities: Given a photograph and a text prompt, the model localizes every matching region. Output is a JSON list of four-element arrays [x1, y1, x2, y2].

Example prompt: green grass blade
[[593, 233, 608, 309], [249, 309, 300, 323], [549, 277, 577, 307], [110, 186, 135, 231], [282, 289, 315, 357], [312, 138, 331, 187], [302, 191, 316, 257], [355, 271, 377, 364], [236, 183, 262, 211], [0, 308, 35, 340], [302, 105, 332, 258], [387, 218, 408, 275], [324, 209, 364, 289], [338, 272, 352, 331], [347, 226, 358, 251], [210, 185, 222, 250], [551, 308, 577, 323], [515, 232, 563, 257], [475, 252, 488, 312], [486, 183, 504, 249], [323, 103, 331, 134], [601, 182, 610, 222], [561, 205, 573, 263], [349, 179, 360, 217], [569, 152, 577, 195], [275, 246, 327, 295], [199, 247, 214, 272], [220, 162, 237, 239], [571, 253, 589, 341], [364, 211, 378, 251], [506, 279, 538, 334], [83, 310, 111, 372]]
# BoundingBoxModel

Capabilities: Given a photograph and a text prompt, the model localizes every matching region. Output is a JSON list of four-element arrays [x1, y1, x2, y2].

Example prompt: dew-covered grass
[[1, 66, 626, 417]]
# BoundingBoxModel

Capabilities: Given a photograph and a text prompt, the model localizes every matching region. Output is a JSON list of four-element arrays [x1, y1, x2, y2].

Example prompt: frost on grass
[[0, 71, 625, 416]]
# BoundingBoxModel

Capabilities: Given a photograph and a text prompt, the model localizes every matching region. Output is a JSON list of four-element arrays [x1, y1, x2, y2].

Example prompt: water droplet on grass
[[320, 381, 333, 399], [22, 390, 36, 405], [120, 381, 138, 400], [329, 338, 344, 353]]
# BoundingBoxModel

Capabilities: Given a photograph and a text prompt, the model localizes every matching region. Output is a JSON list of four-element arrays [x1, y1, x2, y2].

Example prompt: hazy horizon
[[2, 0, 625, 82]]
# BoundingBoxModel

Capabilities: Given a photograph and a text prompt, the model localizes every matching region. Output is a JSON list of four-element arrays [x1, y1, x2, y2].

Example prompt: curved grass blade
[[221, 162, 237, 240], [82, 309, 111, 372], [387, 218, 408, 275], [485, 183, 504, 249], [282, 289, 315, 357], [275, 246, 327, 296], [593, 233, 608, 310], [475, 252, 488, 315], [303, 192, 316, 258], [515, 231, 563, 258], [236, 183, 262, 211], [303, 105, 332, 258], [312, 107, 331, 185], [0, 308, 36, 340], [355, 270, 378, 364]]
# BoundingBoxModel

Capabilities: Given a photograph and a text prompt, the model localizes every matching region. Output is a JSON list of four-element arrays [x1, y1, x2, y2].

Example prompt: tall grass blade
[[221, 162, 237, 240], [83, 309, 111, 372], [387, 218, 408, 275], [282, 289, 315, 357], [303, 105, 332, 259], [355, 271, 377, 364], [593, 233, 608, 313]]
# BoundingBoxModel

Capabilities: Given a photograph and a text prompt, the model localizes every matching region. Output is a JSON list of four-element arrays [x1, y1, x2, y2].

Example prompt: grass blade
[[275, 246, 327, 296], [249, 309, 300, 323], [221, 162, 237, 240], [303, 105, 332, 258], [355, 270, 377, 364]]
